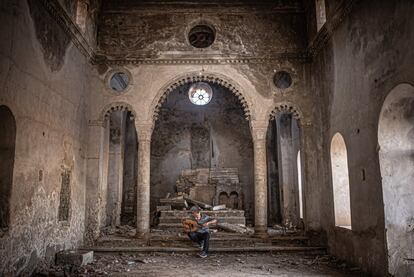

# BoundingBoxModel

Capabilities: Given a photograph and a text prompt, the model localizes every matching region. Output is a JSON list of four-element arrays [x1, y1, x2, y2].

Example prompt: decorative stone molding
[[99, 53, 311, 66], [99, 102, 137, 124], [308, 0, 356, 58], [151, 72, 252, 122], [269, 102, 302, 121], [38, 0, 95, 62]]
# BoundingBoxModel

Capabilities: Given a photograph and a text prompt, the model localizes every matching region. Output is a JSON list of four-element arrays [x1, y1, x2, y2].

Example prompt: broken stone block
[[56, 250, 93, 266], [156, 205, 172, 212], [213, 204, 227, 211], [184, 197, 212, 209]]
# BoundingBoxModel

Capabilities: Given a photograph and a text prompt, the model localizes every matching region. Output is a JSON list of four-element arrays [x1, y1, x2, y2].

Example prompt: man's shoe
[[198, 252, 208, 258]]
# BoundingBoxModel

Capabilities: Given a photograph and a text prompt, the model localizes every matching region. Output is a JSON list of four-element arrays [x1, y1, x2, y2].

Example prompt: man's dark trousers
[[188, 231, 210, 254]]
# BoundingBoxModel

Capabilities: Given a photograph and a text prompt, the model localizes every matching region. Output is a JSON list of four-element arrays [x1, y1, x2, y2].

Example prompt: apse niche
[[150, 81, 254, 223]]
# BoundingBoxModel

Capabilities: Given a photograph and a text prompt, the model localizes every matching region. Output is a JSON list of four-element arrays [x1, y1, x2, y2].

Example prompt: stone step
[[158, 216, 246, 225], [83, 246, 326, 254], [160, 210, 245, 217], [96, 235, 310, 248], [148, 235, 309, 243]]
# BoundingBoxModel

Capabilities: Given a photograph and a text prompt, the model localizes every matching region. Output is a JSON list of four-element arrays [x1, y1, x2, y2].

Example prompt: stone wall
[[308, 0, 414, 275], [97, 1, 306, 60], [0, 0, 99, 274]]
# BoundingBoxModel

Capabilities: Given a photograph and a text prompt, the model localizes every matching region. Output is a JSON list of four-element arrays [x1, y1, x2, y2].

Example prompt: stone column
[[135, 123, 153, 238], [251, 120, 268, 237], [84, 120, 106, 245]]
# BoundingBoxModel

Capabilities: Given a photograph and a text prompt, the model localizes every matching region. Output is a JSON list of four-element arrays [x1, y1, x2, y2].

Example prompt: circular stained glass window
[[273, 71, 293, 89], [110, 72, 129, 92], [188, 82, 213, 105]]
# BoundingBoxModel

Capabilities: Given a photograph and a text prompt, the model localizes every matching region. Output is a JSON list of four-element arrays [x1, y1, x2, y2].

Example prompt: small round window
[[188, 25, 215, 48], [273, 71, 293, 89], [188, 82, 213, 106], [110, 72, 129, 92]]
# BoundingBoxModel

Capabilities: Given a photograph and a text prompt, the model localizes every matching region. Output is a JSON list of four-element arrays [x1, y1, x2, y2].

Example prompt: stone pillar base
[[135, 231, 150, 241], [254, 226, 268, 238]]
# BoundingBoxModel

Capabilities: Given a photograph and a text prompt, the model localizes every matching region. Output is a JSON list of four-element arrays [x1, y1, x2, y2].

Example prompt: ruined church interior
[[1, 0, 413, 276]]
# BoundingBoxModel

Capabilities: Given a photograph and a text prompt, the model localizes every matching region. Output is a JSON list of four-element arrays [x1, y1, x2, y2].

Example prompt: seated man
[[183, 206, 217, 258]]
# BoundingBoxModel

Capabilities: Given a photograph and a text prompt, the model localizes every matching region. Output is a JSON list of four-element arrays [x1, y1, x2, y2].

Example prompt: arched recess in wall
[[99, 103, 138, 227], [266, 103, 304, 228], [0, 105, 16, 232], [378, 83, 414, 276], [150, 75, 254, 224], [150, 72, 253, 123], [330, 132, 351, 229]]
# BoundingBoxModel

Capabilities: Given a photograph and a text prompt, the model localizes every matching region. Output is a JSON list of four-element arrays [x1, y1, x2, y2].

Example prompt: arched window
[[0, 105, 16, 231], [378, 83, 414, 275], [330, 133, 352, 229], [297, 150, 303, 219], [315, 0, 327, 31]]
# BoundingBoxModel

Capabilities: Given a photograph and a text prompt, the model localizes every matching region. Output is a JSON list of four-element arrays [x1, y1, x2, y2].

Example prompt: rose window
[[188, 82, 213, 105]]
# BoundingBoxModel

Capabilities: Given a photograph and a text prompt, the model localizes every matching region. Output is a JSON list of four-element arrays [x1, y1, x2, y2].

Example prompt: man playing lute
[[182, 206, 217, 258]]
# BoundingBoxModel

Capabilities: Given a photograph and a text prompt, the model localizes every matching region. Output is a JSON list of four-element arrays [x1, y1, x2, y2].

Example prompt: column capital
[[135, 122, 153, 142], [250, 120, 268, 142]]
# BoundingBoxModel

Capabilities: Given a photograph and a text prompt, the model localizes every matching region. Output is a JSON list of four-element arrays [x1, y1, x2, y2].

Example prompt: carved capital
[[135, 123, 153, 142], [250, 120, 268, 142]]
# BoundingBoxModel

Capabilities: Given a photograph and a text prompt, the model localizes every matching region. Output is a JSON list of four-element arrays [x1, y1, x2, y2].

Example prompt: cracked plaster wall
[[309, 0, 414, 275], [0, 0, 100, 274], [97, 3, 306, 60]]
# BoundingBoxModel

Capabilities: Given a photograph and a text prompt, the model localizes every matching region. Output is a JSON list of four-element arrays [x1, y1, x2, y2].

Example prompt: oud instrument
[[182, 219, 200, 232]]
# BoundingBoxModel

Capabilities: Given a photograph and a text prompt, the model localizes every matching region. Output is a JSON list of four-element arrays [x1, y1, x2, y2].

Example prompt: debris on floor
[[217, 222, 254, 235], [100, 225, 136, 237], [34, 252, 363, 276]]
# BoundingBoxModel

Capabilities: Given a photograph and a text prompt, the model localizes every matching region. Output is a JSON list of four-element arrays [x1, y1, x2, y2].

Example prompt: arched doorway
[[0, 105, 16, 233], [100, 108, 138, 229], [267, 112, 303, 228], [378, 83, 414, 276], [150, 80, 254, 223]]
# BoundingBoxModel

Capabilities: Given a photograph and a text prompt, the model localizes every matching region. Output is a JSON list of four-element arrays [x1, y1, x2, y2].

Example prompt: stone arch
[[268, 102, 303, 121], [378, 83, 414, 276], [150, 72, 253, 122], [99, 102, 137, 123]]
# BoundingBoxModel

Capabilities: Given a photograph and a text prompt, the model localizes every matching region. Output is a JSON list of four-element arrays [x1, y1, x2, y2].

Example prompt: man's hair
[[190, 205, 200, 213]]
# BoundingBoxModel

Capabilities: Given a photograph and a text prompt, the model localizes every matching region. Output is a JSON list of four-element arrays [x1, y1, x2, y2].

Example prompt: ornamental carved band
[[270, 103, 301, 120], [153, 74, 251, 122], [100, 102, 137, 122]]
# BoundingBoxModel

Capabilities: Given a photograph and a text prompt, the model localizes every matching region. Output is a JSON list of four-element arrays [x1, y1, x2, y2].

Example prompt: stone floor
[[38, 252, 364, 276], [35, 227, 365, 276]]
